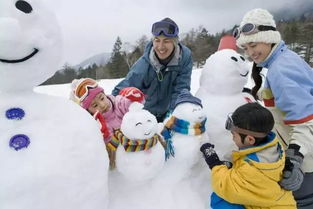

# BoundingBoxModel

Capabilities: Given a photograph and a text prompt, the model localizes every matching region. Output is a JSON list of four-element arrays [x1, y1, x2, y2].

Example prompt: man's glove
[[119, 87, 145, 103], [279, 144, 304, 191], [200, 143, 223, 169]]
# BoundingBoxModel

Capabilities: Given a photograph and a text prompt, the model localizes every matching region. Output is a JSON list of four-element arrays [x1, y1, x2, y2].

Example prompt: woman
[[234, 8, 313, 209]]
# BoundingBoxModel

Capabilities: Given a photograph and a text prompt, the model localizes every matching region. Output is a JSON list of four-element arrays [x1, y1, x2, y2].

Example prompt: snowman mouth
[[0, 48, 39, 63], [144, 131, 151, 136], [240, 71, 249, 77]]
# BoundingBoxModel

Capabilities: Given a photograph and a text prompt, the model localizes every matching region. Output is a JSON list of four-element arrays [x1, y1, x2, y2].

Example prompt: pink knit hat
[[81, 87, 104, 109], [73, 78, 104, 109]]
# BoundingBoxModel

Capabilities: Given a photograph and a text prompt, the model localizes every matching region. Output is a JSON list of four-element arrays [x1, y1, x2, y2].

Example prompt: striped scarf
[[161, 116, 207, 160], [107, 129, 160, 152]]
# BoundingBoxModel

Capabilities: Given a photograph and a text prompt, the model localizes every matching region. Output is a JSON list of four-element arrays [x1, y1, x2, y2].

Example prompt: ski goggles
[[233, 23, 276, 40], [74, 78, 98, 102], [151, 21, 179, 37], [225, 113, 267, 138]]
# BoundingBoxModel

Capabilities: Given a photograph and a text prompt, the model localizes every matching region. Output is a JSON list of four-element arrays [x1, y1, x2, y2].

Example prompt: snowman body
[[162, 102, 207, 180], [0, 1, 109, 208], [196, 49, 250, 159], [115, 103, 164, 182]]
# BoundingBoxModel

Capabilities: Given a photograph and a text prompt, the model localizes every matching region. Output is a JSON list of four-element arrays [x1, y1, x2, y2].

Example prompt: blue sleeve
[[169, 48, 193, 110], [268, 61, 313, 122], [111, 58, 146, 96]]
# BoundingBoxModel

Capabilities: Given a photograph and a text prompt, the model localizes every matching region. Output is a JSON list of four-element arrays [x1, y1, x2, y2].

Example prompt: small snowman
[[160, 89, 207, 180], [108, 102, 165, 182], [0, 1, 109, 209], [196, 35, 250, 160]]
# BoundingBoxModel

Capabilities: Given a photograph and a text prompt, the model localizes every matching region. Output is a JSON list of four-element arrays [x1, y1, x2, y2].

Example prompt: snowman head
[[0, 0, 62, 92], [200, 49, 250, 95], [121, 102, 158, 140], [172, 89, 206, 123]]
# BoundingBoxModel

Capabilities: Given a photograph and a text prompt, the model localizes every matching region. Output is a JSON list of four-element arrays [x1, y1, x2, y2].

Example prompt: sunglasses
[[74, 78, 98, 102], [225, 113, 267, 138], [233, 23, 276, 40], [151, 21, 179, 37]]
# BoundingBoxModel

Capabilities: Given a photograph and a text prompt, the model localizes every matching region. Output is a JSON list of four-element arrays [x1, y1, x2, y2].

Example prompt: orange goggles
[[74, 78, 98, 101]]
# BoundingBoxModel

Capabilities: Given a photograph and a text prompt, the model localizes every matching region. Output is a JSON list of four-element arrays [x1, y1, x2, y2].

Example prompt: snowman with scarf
[[160, 89, 207, 181], [107, 102, 165, 182], [107, 102, 165, 209], [0, 1, 109, 208], [196, 35, 250, 160]]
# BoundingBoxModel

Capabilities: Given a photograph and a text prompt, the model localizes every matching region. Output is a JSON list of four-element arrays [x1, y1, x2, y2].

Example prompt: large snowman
[[0, 1, 109, 209], [196, 35, 251, 159]]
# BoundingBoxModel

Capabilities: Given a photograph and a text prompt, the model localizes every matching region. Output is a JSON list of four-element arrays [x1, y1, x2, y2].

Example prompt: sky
[[45, 0, 312, 66]]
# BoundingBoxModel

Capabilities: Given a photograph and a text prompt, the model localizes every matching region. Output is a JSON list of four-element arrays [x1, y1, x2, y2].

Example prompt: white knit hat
[[236, 8, 281, 47]]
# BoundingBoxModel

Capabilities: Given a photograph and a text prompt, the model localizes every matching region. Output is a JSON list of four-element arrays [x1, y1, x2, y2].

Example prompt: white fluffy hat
[[236, 8, 281, 47]]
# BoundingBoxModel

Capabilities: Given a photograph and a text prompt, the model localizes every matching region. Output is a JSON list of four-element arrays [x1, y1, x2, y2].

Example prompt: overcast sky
[[45, 0, 312, 66]]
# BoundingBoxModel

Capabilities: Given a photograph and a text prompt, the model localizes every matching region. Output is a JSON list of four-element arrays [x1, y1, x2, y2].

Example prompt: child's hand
[[119, 87, 145, 103], [200, 143, 223, 169]]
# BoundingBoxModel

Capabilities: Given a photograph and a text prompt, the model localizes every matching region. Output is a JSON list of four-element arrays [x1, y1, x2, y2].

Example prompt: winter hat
[[218, 35, 237, 51], [236, 8, 281, 47], [174, 89, 202, 109], [152, 17, 179, 45], [70, 78, 104, 109]]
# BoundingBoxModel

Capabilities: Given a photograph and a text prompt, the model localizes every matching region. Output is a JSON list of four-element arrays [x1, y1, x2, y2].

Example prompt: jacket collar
[[143, 41, 181, 71], [257, 40, 286, 68], [233, 132, 279, 158]]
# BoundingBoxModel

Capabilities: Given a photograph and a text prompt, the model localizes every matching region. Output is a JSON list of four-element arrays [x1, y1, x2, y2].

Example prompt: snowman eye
[[15, 0, 33, 14], [230, 56, 238, 62], [240, 56, 245, 61], [147, 119, 151, 122], [135, 122, 142, 126]]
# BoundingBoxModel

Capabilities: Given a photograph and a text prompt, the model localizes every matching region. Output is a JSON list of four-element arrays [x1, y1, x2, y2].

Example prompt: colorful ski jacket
[[212, 132, 296, 209], [258, 41, 313, 172], [112, 41, 193, 120]]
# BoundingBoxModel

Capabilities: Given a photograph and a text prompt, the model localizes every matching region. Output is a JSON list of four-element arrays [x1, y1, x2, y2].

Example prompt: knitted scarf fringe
[[161, 116, 207, 160]]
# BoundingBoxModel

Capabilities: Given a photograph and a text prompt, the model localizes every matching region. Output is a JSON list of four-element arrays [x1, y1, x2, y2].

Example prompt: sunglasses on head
[[232, 23, 276, 40], [74, 78, 98, 102], [151, 21, 179, 37], [225, 113, 267, 138]]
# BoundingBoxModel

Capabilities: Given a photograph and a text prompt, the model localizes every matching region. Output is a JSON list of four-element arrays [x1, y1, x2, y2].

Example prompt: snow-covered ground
[[35, 69, 202, 98]]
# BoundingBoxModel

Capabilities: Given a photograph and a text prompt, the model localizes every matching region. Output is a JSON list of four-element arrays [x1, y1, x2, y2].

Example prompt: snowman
[[160, 89, 207, 181], [195, 35, 250, 159], [108, 102, 165, 182], [0, 1, 109, 209]]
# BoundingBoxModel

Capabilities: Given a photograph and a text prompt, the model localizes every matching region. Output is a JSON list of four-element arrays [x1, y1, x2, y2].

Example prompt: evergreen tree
[[106, 36, 129, 78]]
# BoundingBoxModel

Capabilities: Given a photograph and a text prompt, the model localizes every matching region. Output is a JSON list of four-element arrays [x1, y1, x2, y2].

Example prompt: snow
[[0, 1, 109, 208], [1, 1, 252, 208]]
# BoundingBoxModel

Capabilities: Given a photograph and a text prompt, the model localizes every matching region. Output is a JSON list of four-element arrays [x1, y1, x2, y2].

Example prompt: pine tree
[[106, 36, 129, 78]]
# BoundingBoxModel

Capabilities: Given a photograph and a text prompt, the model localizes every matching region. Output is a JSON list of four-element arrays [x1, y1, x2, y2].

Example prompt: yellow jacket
[[212, 133, 296, 209]]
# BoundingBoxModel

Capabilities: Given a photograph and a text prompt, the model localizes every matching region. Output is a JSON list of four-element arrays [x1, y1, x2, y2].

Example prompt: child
[[70, 78, 145, 143], [200, 103, 296, 209]]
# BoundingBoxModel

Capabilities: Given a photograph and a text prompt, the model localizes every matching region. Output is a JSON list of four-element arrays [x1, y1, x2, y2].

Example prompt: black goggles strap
[[232, 127, 267, 138], [257, 25, 276, 32]]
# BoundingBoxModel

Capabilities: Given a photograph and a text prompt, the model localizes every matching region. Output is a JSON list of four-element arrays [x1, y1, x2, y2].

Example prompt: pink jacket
[[103, 95, 132, 141]]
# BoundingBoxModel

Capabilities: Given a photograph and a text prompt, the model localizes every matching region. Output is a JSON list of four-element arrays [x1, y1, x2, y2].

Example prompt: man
[[112, 17, 193, 122]]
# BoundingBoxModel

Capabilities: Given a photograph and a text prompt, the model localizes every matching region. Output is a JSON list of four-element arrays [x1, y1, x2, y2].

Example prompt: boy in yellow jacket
[[200, 103, 296, 209]]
